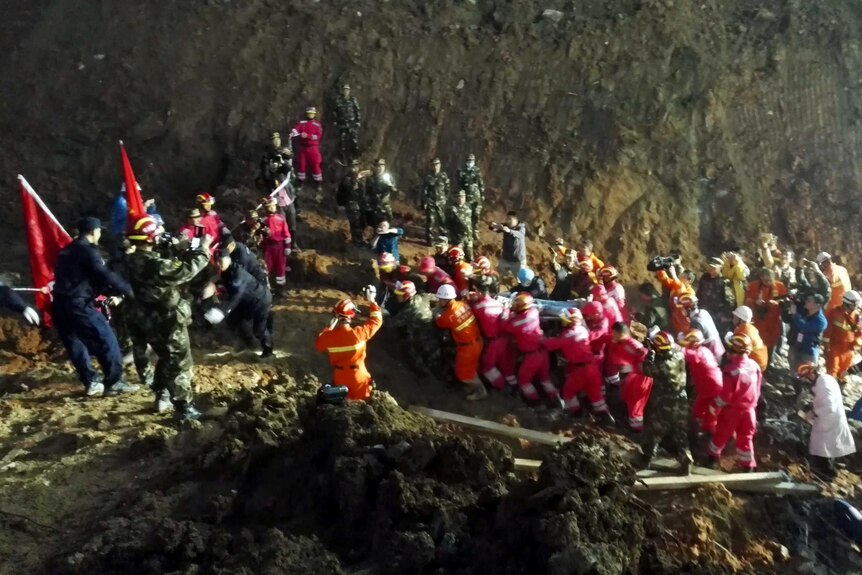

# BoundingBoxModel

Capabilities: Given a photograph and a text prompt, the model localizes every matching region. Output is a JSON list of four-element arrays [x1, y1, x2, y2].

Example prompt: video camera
[[646, 255, 676, 272]]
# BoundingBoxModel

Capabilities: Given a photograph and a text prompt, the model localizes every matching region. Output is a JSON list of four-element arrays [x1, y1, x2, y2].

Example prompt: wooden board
[[728, 482, 821, 496], [633, 471, 787, 491], [514, 458, 542, 471], [409, 406, 571, 447]]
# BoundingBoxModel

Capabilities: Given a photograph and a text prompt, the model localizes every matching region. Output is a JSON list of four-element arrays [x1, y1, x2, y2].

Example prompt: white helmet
[[843, 290, 861, 306], [436, 284, 457, 301], [732, 306, 753, 323]]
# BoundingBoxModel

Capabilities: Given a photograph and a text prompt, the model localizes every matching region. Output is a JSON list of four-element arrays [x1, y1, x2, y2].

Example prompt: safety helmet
[[796, 362, 818, 380], [306, 106, 317, 115], [516, 267, 535, 285], [395, 280, 417, 300], [196, 193, 215, 205], [436, 284, 457, 301], [678, 294, 699, 310], [560, 307, 583, 326], [263, 196, 277, 206], [419, 256, 436, 274], [126, 215, 159, 242], [377, 252, 396, 271], [652, 331, 674, 352], [843, 290, 861, 307], [729, 334, 753, 355], [511, 292, 535, 313], [473, 256, 491, 274], [732, 306, 753, 323], [333, 299, 356, 320], [678, 329, 704, 348], [578, 259, 594, 273], [598, 266, 618, 282], [448, 246, 465, 262], [582, 301, 603, 320], [460, 263, 475, 277]]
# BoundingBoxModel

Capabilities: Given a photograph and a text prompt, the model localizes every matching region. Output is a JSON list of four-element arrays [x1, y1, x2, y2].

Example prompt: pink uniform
[[424, 267, 454, 294], [609, 338, 652, 431], [543, 324, 606, 414], [592, 285, 623, 326], [708, 355, 762, 469], [262, 213, 291, 286], [606, 281, 630, 323], [200, 210, 223, 243], [290, 120, 323, 183], [470, 295, 513, 389], [502, 308, 559, 402], [681, 346, 723, 433]]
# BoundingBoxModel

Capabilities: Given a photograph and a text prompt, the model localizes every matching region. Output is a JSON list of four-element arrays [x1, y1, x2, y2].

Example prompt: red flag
[[18, 175, 72, 324], [120, 140, 146, 229]]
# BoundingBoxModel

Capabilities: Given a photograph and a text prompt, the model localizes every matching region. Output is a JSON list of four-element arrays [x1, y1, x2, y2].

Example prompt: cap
[[466, 153, 476, 161], [246, 209, 261, 220], [376, 158, 386, 166], [816, 252, 831, 264], [456, 189, 466, 197], [708, 257, 723, 267], [342, 83, 351, 89], [271, 131, 280, 140], [434, 235, 449, 246], [808, 293, 825, 305], [186, 208, 201, 219], [76, 217, 102, 235], [306, 106, 317, 115], [350, 159, 360, 167], [432, 157, 441, 164]]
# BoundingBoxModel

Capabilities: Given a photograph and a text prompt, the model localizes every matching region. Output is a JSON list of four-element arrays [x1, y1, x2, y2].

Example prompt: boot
[[260, 346, 274, 359], [174, 402, 202, 422], [679, 451, 693, 476], [596, 411, 616, 427], [84, 381, 105, 397], [466, 383, 488, 401], [154, 390, 173, 413], [640, 444, 658, 469], [104, 379, 141, 396]]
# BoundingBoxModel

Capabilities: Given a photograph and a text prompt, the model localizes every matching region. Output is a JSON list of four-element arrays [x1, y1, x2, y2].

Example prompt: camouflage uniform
[[457, 163, 485, 243], [446, 201, 475, 261], [422, 171, 450, 245], [389, 294, 442, 376], [366, 172, 396, 227], [334, 93, 361, 161], [337, 171, 367, 244], [641, 348, 693, 469], [125, 247, 210, 408]]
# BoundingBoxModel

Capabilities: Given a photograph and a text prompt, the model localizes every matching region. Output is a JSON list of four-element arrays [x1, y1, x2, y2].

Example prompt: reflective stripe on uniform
[[565, 397, 581, 410], [484, 367, 502, 381], [592, 400, 608, 412], [328, 341, 367, 354], [708, 441, 722, 455], [737, 450, 754, 462], [369, 311, 382, 319], [520, 382, 539, 399], [455, 315, 476, 331]]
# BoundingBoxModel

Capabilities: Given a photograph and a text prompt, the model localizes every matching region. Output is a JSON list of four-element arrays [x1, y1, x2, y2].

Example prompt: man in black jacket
[[490, 211, 526, 281], [221, 231, 268, 287]]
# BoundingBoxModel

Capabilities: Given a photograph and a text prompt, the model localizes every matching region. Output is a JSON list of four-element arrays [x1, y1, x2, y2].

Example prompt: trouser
[[692, 394, 720, 433], [825, 346, 854, 381], [497, 259, 524, 282], [455, 237, 474, 262], [642, 401, 692, 466], [620, 373, 653, 431], [282, 202, 299, 247], [517, 350, 558, 401], [425, 204, 445, 244], [480, 336, 510, 389], [454, 339, 483, 383], [468, 200, 482, 242], [347, 209, 365, 243], [52, 299, 123, 388], [227, 302, 273, 352], [709, 406, 757, 469], [338, 127, 359, 160], [296, 146, 322, 183], [262, 241, 287, 287], [563, 362, 607, 414]]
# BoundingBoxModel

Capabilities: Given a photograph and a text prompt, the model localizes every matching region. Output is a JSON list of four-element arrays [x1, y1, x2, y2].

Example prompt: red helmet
[[377, 252, 396, 270], [560, 307, 583, 326], [394, 281, 417, 300], [196, 193, 215, 205], [333, 299, 356, 320], [473, 256, 491, 274], [729, 334, 753, 355], [419, 256, 436, 274], [582, 301, 603, 320], [652, 331, 674, 352], [678, 329, 704, 348], [447, 246, 465, 262], [126, 215, 159, 242], [511, 293, 535, 313], [796, 362, 818, 380], [578, 259, 594, 272], [678, 294, 698, 310], [598, 266, 618, 282]]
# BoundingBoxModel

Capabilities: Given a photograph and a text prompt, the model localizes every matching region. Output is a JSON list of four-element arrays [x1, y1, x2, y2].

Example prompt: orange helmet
[[678, 329, 704, 348], [447, 246, 465, 262], [652, 331, 674, 352], [729, 334, 753, 355], [678, 294, 698, 310], [394, 281, 417, 300], [196, 193, 215, 205], [377, 252, 396, 271], [333, 299, 356, 320], [473, 256, 491, 274], [578, 259, 594, 273], [126, 215, 159, 242], [419, 256, 436, 274], [796, 362, 818, 380], [560, 307, 583, 326], [511, 293, 535, 313], [598, 266, 618, 282]]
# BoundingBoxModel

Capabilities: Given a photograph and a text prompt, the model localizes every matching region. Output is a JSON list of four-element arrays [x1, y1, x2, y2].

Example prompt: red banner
[[120, 140, 146, 229]]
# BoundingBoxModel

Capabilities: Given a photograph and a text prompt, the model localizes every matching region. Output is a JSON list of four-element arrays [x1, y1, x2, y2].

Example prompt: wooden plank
[[633, 471, 786, 491], [647, 458, 726, 476], [409, 406, 571, 447], [729, 482, 821, 496], [514, 457, 542, 471]]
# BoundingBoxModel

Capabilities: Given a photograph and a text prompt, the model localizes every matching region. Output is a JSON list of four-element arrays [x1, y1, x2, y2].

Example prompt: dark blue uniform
[[221, 261, 273, 354], [231, 241, 268, 287], [52, 238, 132, 389], [0, 283, 28, 314]]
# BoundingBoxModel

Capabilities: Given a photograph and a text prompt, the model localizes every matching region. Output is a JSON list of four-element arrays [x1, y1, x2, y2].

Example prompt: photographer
[[489, 211, 526, 280]]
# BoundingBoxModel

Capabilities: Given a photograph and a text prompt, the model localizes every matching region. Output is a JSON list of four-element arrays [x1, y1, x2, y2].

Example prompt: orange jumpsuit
[[823, 307, 862, 380], [826, 264, 852, 313], [744, 280, 787, 349], [657, 271, 695, 334], [436, 300, 484, 382], [453, 261, 472, 296], [315, 303, 383, 400], [734, 322, 768, 372]]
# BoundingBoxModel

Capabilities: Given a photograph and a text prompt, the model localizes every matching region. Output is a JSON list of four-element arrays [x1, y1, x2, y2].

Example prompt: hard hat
[[582, 301, 603, 319], [419, 256, 436, 274], [843, 290, 861, 306], [306, 106, 317, 115], [732, 306, 753, 323], [447, 246, 465, 262], [707, 256, 723, 268], [678, 294, 698, 310], [395, 280, 417, 300], [578, 259, 594, 272], [436, 284, 457, 300], [729, 334, 753, 355], [511, 292, 535, 313], [815, 252, 831, 264], [186, 208, 202, 219], [263, 196, 277, 206], [652, 331, 674, 352], [333, 299, 356, 320], [126, 215, 159, 242], [560, 307, 583, 326], [196, 193, 215, 205], [377, 252, 396, 270], [473, 256, 491, 274], [516, 267, 535, 285], [598, 266, 618, 282], [796, 362, 818, 380], [679, 329, 704, 348]]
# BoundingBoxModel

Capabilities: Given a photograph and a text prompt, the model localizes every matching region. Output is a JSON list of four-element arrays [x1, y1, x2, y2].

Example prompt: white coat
[[808, 374, 857, 458]]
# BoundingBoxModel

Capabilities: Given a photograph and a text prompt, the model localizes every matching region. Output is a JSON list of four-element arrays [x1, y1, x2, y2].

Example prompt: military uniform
[[390, 294, 442, 376], [446, 202, 474, 261], [125, 246, 210, 411], [337, 171, 367, 244], [641, 348, 693, 470], [334, 93, 361, 161], [457, 163, 485, 243], [366, 172, 395, 227], [422, 171, 450, 245]]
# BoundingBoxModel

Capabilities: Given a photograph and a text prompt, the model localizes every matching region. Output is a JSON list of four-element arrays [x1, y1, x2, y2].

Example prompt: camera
[[646, 255, 675, 272]]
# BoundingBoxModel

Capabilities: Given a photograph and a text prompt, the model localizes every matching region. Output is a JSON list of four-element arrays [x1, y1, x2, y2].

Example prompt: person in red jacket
[[707, 334, 763, 470], [177, 209, 205, 247], [469, 281, 511, 390], [196, 193, 225, 247], [261, 197, 291, 294], [501, 293, 561, 405], [543, 307, 614, 424], [679, 329, 723, 434], [419, 256, 454, 294], [609, 323, 652, 431], [449, 247, 473, 297], [289, 106, 324, 189]]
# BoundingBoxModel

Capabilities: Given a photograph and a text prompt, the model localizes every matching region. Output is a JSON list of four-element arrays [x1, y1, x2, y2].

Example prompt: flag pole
[[17, 175, 71, 238]]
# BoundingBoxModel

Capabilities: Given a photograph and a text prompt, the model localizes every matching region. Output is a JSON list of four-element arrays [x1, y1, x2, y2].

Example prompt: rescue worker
[[707, 334, 763, 471], [744, 268, 787, 367], [575, 239, 605, 271], [196, 193, 225, 244], [679, 295, 724, 363], [365, 158, 396, 227], [376, 252, 412, 311], [610, 323, 652, 432], [449, 247, 473, 296], [471, 256, 500, 295], [641, 331, 693, 474], [372, 220, 405, 263], [501, 292, 561, 405], [730, 306, 768, 372], [635, 282, 669, 330], [0, 282, 40, 327], [333, 83, 361, 162], [788, 293, 828, 372], [583, 301, 611, 371], [797, 362, 857, 477], [418, 256, 454, 294], [513, 267, 547, 299], [817, 252, 852, 313], [656, 266, 695, 334], [797, 257, 832, 303], [337, 159, 370, 245], [177, 209, 206, 247], [422, 158, 450, 245], [469, 279, 510, 390], [388, 281, 441, 377], [221, 231, 268, 287], [53, 217, 137, 397], [457, 153, 484, 243], [434, 284, 486, 400], [543, 307, 613, 423], [679, 329, 723, 434], [592, 283, 622, 326], [125, 216, 211, 419], [207, 250, 274, 357], [775, 250, 797, 291], [697, 257, 736, 335], [823, 290, 862, 383], [489, 211, 526, 280], [314, 288, 382, 401], [261, 197, 291, 295], [289, 106, 324, 189], [446, 190, 475, 261], [599, 266, 629, 322], [721, 252, 750, 307], [591, 284, 622, 385]]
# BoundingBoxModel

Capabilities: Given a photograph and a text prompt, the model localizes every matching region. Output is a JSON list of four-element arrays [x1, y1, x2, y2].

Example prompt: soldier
[[389, 281, 441, 377], [446, 190, 474, 261], [365, 158, 396, 227], [125, 215, 212, 420], [337, 159, 370, 245], [457, 153, 485, 243], [334, 83, 361, 162], [422, 158, 450, 245], [640, 331, 693, 475]]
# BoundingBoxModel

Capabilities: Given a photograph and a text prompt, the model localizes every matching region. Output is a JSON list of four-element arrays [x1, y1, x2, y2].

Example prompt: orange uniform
[[826, 264, 852, 312], [734, 322, 768, 372], [823, 307, 862, 380], [744, 280, 787, 348], [578, 252, 605, 272], [453, 261, 472, 295], [436, 300, 483, 382], [658, 271, 695, 334], [315, 303, 383, 400]]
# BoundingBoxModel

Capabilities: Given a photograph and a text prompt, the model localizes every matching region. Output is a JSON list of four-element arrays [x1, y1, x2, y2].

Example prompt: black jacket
[[54, 238, 131, 301]]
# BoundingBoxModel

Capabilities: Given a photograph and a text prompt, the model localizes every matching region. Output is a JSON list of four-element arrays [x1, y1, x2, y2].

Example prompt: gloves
[[723, 331, 734, 344], [22, 307, 40, 327], [362, 284, 377, 301], [285, 247, 292, 256], [204, 308, 226, 325]]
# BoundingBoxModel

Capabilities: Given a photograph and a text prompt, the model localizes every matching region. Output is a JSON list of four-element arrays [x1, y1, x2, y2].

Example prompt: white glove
[[362, 284, 377, 300], [723, 331, 733, 344], [204, 308, 226, 325], [285, 247, 292, 256], [22, 307, 40, 326]]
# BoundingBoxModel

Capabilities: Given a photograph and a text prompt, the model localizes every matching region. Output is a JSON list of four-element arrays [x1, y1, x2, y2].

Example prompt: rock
[[456, 79, 465, 90], [542, 9, 564, 23]]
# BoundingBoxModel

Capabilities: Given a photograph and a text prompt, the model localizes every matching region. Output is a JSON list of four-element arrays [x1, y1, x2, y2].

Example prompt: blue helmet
[[517, 267, 535, 285]]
